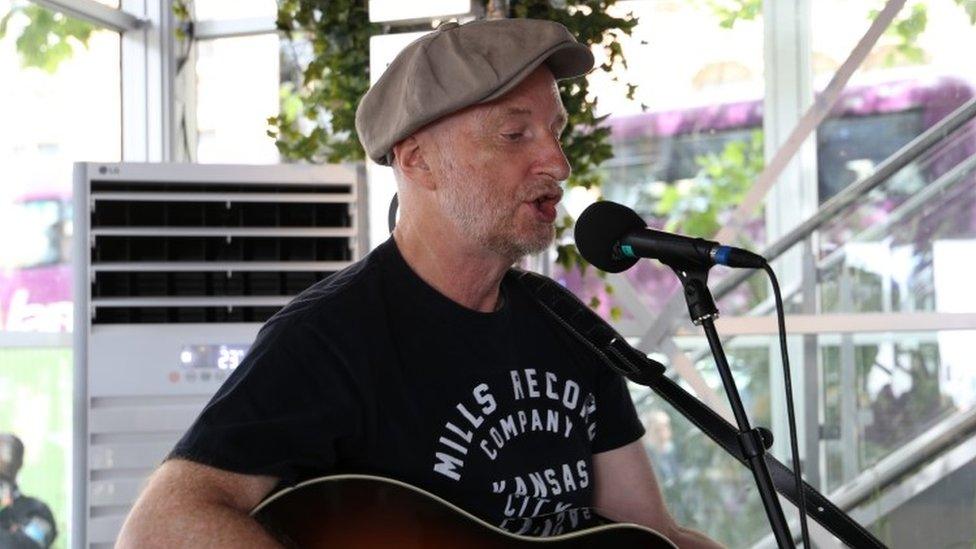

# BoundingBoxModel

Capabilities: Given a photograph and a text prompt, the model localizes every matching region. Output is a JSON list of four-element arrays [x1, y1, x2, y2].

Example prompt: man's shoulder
[[268, 244, 391, 326], [9, 495, 54, 520]]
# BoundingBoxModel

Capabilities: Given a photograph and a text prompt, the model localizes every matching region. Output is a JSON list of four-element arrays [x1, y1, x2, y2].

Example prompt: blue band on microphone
[[714, 246, 731, 265], [620, 244, 636, 258]]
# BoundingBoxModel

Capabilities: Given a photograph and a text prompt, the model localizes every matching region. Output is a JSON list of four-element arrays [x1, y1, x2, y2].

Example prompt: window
[[195, 34, 281, 163], [0, 3, 122, 546]]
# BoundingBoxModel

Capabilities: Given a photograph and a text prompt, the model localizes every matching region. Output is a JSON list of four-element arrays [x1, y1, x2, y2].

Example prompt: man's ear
[[392, 136, 436, 190]]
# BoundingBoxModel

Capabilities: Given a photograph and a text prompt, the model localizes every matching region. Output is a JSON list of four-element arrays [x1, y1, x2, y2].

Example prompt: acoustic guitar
[[251, 474, 677, 548]]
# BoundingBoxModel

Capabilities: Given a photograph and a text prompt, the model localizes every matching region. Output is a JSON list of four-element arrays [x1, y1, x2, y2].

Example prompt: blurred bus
[[558, 74, 976, 319], [0, 185, 72, 333]]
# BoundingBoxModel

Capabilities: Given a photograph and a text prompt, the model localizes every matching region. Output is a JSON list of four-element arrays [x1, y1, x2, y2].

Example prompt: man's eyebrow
[[501, 107, 569, 129], [501, 107, 533, 118]]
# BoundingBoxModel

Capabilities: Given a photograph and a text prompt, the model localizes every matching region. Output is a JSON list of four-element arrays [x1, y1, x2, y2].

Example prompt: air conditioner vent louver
[[85, 164, 364, 324]]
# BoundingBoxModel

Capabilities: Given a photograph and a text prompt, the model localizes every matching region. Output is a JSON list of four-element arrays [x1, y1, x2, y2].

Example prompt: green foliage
[[268, 0, 379, 164], [655, 130, 764, 238], [958, 0, 976, 24], [871, 1, 976, 67], [695, 0, 762, 29], [871, 2, 929, 66], [172, 0, 191, 39], [0, 3, 94, 73], [699, 0, 974, 69]]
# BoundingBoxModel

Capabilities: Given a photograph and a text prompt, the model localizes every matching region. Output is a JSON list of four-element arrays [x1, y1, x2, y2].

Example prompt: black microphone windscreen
[[574, 201, 646, 273]]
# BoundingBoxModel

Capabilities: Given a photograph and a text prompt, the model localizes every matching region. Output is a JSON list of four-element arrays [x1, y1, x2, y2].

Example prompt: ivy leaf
[[957, 0, 976, 24], [5, 4, 94, 73], [0, 7, 18, 40]]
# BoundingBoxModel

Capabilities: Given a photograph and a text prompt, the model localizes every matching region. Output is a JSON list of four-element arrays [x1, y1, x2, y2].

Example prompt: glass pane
[[812, 0, 976, 203], [636, 397, 777, 546], [195, 33, 280, 163], [558, 0, 767, 321], [0, 0, 121, 328], [631, 335, 781, 547], [193, 0, 276, 20], [0, 3, 121, 546], [866, 453, 976, 548], [647, 327, 976, 548], [819, 330, 975, 491], [0, 349, 72, 546], [817, 118, 976, 315]]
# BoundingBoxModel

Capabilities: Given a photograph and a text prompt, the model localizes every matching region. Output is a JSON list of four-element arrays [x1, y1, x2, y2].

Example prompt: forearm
[[665, 524, 725, 549], [117, 497, 280, 548]]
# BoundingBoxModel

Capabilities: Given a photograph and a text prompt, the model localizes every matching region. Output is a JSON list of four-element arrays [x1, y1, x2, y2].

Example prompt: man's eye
[[502, 133, 523, 141]]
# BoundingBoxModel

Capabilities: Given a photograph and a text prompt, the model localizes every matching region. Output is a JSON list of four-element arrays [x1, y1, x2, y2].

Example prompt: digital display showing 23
[[178, 344, 250, 370]]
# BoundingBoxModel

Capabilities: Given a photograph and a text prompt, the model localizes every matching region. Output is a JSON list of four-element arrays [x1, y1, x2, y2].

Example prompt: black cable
[[763, 262, 811, 548], [388, 193, 398, 233]]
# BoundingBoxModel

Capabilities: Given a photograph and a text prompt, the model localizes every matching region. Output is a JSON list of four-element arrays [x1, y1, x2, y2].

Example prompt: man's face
[[426, 66, 571, 260]]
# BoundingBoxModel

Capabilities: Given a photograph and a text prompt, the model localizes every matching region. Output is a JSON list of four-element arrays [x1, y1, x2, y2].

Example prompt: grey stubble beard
[[438, 159, 555, 262]]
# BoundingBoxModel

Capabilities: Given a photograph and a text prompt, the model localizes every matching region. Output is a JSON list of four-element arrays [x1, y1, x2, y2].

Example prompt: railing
[[624, 96, 976, 547], [649, 96, 976, 343]]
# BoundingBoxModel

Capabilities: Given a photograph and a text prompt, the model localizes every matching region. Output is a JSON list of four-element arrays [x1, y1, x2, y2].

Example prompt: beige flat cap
[[355, 18, 594, 166]]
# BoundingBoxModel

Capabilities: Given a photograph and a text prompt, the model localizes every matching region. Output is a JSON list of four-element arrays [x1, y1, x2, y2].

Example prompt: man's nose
[[535, 134, 571, 182]]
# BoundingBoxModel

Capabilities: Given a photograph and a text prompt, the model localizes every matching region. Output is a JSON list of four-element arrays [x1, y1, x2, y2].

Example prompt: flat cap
[[355, 18, 594, 166]]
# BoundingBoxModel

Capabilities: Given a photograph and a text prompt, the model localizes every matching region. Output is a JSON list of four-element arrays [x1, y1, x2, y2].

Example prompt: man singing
[[118, 18, 721, 548]]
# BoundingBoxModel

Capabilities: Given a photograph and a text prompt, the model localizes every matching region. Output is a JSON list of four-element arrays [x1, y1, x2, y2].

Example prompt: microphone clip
[[671, 266, 719, 325]]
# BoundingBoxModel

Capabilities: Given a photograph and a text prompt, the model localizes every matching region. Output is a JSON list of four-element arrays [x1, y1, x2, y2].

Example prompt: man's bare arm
[[592, 440, 725, 549], [116, 458, 280, 548]]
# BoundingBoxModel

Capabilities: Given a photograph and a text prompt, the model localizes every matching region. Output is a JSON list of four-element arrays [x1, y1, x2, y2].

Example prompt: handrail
[[751, 404, 976, 549], [816, 151, 976, 274], [637, 96, 976, 351], [829, 405, 976, 511], [713, 97, 976, 303]]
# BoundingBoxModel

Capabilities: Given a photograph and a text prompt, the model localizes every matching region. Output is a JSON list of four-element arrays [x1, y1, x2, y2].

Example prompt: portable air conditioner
[[72, 162, 366, 548]]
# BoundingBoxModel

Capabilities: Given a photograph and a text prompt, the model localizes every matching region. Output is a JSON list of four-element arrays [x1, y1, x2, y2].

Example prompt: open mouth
[[528, 191, 562, 222]]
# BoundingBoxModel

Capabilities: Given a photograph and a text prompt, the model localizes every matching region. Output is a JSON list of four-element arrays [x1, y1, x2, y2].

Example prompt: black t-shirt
[[171, 238, 644, 535]]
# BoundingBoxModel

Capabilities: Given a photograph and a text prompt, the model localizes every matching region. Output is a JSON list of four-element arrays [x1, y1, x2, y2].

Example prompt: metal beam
[[32, 0, 145, 32], [0, 332, 73, 348], [193, 17, 277, 40], [832, 405, 976, 511], [816, 151, 976, 273], [847, 429, 976, 529], [673, 312, 976, 337]]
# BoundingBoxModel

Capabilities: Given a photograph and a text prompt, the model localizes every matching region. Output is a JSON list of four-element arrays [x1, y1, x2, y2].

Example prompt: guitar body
[[252, 475, 677, 548]]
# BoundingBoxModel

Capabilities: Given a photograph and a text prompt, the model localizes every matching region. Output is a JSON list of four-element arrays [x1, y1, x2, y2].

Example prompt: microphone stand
[[672, 265, 795, 549]]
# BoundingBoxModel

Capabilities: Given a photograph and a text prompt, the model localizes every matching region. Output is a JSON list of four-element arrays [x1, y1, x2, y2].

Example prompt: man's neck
[[392, 221, 512, 313]]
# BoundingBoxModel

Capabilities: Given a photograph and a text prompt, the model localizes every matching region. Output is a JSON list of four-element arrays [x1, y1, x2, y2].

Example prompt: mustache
[[517, 183, 563, 202]]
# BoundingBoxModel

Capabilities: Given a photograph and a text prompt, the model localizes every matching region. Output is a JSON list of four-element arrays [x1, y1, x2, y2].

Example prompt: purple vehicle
[[0, 185, 73, 333], [556, 74, 976, 320]]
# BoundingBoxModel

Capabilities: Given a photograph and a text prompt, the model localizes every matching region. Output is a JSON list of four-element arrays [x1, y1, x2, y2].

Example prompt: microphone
[[574, 201, 766, 273]]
